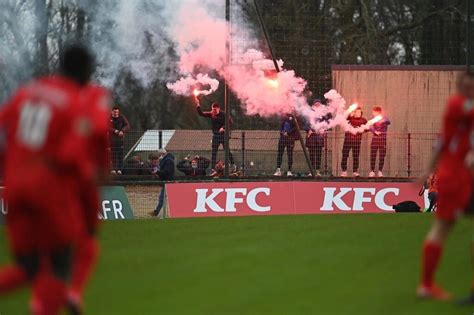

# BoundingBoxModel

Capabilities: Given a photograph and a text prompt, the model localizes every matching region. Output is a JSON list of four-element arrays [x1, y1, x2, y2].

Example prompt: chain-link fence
[[114, 129, 438, 179]]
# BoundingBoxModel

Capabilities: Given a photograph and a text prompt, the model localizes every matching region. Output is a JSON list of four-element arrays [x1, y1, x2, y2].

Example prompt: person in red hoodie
[[417, 71, 474, 301], [340, 107, 367, 177]]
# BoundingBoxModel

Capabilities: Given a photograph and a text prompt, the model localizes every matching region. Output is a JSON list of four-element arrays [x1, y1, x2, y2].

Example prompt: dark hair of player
[[59, 44, 95, 86], [211, 103, 220, 108]]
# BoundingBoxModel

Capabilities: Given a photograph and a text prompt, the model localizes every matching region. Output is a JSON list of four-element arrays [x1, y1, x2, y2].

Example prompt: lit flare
[[348, 103, 358, 112], [344, 103, 359, 116], [369, 115, 383, 124], [267, 79, 279, 89]]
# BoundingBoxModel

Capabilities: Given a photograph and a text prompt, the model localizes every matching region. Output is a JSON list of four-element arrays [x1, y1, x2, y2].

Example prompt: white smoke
[[0, 0, 376, 134], [84, 1, 178, 88], [166, 73, 219, 96]]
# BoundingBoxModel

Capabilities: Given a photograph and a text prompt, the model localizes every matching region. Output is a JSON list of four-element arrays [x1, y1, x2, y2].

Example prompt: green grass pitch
[[0, 214, 473, 314]]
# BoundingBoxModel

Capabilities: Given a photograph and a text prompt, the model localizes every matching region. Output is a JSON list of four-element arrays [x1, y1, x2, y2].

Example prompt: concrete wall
[[331, 66, 464, 177]]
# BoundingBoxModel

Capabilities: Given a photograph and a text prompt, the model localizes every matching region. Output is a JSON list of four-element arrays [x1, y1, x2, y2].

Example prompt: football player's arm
[[95, 93, 113, 183], [95, 129, 112, 184], [425, 101, 457, 176], [0, 93, 18, 172]]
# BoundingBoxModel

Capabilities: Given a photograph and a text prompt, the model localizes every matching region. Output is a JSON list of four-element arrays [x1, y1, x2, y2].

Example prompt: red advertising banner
[[166, 181, 426, 218]]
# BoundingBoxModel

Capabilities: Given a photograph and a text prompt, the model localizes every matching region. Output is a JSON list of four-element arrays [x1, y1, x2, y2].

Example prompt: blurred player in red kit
[[417, 71, 474, 301], [0, 45, 98, 314]]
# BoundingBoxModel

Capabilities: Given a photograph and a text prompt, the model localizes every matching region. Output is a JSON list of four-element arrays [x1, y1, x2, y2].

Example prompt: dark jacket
[[344, 116, 368, 141], [109, 114, 131, 142], [279, 114, 299, 140], [304, 113, 332, 148], [157, 153, 175, 181], [197, 106, 232, 135], [370, 116, 391, 137], [177, 157, 210, 176], [124, 158, 145, 175]]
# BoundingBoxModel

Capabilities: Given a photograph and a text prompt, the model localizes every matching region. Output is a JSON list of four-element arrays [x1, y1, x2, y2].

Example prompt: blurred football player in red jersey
[[417, 71, 474, 301], [0, 44, 95, 314], [65, 84, 111, 314]]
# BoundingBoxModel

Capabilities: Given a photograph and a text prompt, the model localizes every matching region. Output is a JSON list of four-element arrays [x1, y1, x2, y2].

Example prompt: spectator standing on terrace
[[177, 155, 210, 177], [369, 106, 391, 177], [305, 99, 332, 177], [274, 113, 299, 176], [195, 99, 236, 173], [150, 149, 175, 217], [340, 107, 367, 177], [109, 106, 130, 175]]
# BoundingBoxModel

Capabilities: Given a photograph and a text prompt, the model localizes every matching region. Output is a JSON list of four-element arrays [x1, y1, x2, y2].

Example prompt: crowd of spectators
[[111, 99, 391, 179]]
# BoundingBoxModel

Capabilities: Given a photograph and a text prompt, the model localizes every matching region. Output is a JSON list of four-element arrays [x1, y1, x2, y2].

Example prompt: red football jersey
[[0, 76, 85, 188], [81, 84, 111, 176], [0, 76, 87, 252], [59, 84, 111, 182], [438, 94, 474, 170]]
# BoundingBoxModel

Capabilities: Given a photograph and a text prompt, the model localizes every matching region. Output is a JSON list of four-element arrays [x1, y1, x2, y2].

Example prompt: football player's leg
[[0, 206, 38, 295], [0, 265, 28, 294], [32, 246, 73, 315], [70, 236, 99, 301], [417, 218, 454, 300]]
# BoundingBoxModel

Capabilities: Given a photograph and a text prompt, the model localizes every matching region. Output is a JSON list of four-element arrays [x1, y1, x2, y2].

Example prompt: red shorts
[[5, 169, 82, 255], [435, 168, 472, 222]]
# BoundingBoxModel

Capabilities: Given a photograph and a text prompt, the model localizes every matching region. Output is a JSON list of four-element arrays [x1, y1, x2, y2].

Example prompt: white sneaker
[[111, 170, 116, 175], [273, 168, 282, 176], [377, 171, 384, 177], [368, 171, 375, 177], [117, 170, 122, 175], [307, 172, 313, 177], [287, 171, 293, 177], [340, 171, 348, 177], [353, 172, 360, 177], [315, 170, 321, 177]]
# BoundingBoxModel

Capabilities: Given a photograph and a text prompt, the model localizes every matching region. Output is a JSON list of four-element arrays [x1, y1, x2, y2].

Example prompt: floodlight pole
[[468, 0, 473, 71], [224, 0, 231, 178], [253, 0, 315, 178]]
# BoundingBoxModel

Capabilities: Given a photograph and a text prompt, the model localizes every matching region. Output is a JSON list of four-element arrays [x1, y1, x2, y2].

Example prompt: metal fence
[[114, 130, 438, 179]]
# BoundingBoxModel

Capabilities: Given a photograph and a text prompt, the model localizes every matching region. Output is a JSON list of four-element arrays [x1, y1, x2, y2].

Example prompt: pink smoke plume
[[166, 1, 376, 134], [171, 2, 227, 74]]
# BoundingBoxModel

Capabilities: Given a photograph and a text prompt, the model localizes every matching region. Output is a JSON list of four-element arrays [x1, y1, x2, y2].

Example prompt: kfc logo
[[193, 187, 271, 213], [321, 187, 399, 211]]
